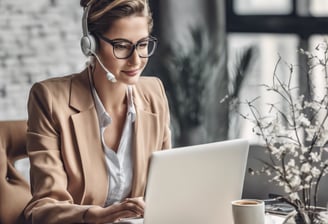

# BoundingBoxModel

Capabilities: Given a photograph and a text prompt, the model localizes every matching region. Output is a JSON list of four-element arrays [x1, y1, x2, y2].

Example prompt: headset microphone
[[80, 3, 117, 83], [90, 49, 117, 82]]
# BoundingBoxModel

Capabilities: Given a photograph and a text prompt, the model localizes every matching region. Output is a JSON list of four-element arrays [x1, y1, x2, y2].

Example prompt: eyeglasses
[[97, 34, 158, 59]]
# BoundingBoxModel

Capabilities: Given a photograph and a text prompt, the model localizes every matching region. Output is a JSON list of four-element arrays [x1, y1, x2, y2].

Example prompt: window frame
[[226, 0, 328, 38]]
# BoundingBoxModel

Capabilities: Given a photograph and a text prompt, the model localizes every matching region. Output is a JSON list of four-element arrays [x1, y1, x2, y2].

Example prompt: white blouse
[[89, 75, 135, 206]]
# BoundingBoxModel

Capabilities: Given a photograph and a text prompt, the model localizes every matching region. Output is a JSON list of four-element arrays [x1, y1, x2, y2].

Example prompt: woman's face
[[98, 16, 150, 85]]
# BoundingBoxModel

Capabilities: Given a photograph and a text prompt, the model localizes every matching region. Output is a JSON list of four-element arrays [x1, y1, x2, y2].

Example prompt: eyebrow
[[97, 34, 151, 44]]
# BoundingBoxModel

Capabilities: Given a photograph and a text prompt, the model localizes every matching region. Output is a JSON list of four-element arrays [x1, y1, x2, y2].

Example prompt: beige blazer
[[24, 69, 171, 224]]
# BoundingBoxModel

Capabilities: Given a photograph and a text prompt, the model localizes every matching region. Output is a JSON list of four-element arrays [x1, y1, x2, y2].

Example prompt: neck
[[92, 65, 127, 110]]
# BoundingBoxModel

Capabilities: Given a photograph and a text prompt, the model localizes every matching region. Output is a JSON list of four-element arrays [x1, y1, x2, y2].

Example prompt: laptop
[[115, 138, 249, 224]]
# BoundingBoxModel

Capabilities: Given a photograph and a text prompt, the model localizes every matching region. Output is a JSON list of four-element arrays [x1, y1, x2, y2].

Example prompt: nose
[[127, 47, 142, 65]]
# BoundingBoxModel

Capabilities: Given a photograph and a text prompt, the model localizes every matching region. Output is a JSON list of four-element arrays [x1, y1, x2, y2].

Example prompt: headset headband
[[82, 4, 91, 36]]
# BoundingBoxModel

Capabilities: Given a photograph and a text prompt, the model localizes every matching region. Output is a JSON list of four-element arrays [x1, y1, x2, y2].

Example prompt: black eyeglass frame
[[96, 34, 158, 59]]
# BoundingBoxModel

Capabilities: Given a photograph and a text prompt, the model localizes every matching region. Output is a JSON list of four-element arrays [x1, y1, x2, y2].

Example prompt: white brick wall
[[0, 0, 86, 120]]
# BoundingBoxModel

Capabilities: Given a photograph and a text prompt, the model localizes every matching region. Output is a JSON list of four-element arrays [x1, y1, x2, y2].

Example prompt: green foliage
[[162, 28, 218, 127]]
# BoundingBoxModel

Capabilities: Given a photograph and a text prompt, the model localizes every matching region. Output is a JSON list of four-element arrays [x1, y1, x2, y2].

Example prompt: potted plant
[[242, 42, 328, 223]]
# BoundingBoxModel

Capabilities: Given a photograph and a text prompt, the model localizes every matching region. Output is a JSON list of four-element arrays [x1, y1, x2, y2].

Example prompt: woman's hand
[[84, 197, 145, 223]]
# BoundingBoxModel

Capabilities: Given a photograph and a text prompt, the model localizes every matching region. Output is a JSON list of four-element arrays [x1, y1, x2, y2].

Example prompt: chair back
[[0, 120, 31, 224]]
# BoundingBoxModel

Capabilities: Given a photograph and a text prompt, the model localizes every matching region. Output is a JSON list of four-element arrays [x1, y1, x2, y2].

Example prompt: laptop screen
[[143, 139, 249, 224]]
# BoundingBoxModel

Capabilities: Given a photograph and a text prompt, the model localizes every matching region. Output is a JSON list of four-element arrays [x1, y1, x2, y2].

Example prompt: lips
[[122, 69, 140, 76]]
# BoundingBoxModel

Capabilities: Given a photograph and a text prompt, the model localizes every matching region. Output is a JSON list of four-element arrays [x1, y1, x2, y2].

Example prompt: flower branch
[[241, 41, 328, 223]]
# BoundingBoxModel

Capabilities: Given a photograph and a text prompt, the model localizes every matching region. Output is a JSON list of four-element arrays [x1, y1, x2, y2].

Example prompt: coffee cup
[[231, 199, 265, 224]]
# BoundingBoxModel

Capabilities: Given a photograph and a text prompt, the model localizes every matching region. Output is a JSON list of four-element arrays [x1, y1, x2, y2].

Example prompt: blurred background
[[3, 0, 328, 146], [1, 0, 328, 204]]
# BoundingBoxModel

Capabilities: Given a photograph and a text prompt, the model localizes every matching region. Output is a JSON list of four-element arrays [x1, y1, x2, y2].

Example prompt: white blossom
[[244, 42, 328, 211], [311, 167, 321, 178], [301, 163, 311, 173], [305, 175, 312, 183], [288, 159, 296, 167], [298, 114, 311, 127], [310, 152, 321, 162], [289, 192, 300, 201], [289, 176, 302, 188]]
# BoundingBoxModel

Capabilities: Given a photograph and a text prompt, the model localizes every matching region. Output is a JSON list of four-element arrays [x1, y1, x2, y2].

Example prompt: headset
[[80, 2, 117, 82], [81, 3, 96, 57]]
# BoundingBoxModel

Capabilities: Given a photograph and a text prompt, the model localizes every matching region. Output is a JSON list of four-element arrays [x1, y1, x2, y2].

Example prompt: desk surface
[[110, 214, 286, 224], [266, 214, 286, 224]]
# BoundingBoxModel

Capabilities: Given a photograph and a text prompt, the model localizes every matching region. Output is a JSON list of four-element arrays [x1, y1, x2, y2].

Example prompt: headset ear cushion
[[80, 34, 97, 56]]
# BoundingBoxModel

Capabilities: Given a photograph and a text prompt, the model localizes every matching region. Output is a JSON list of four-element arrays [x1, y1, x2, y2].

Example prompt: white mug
[[232, 199, 265, 224]]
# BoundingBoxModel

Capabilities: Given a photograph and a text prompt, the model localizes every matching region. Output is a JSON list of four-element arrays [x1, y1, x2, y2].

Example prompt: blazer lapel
[[69, 70, 108, 205], [130, 86, 159, 196]]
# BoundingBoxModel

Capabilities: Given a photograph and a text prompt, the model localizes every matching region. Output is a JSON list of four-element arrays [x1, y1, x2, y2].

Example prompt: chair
[[0, 120, 32, 224]]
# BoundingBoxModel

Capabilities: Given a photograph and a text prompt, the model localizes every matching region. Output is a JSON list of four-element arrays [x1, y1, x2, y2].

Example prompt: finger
[[124, 197, 145, 209], [105, 201, 143, 217], [104, 202, 126, 214], [129, 197, 145, 216], [112, 210, 142, 222], [121, 201, 144, 216]]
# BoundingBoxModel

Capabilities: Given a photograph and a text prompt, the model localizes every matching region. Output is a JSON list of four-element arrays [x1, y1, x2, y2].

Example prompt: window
[[226, 0, 328, 141], [234, 0, 292, 15], [310, 0, 328, 16]]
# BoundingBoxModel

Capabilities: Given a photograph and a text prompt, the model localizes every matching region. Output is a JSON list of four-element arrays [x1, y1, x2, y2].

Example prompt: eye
[[138, 41, 149, 49], [114, 42, 131, 50]]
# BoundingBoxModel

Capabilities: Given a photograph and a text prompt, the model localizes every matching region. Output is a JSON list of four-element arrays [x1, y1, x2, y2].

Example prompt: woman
[[24, 0, 171, 223]]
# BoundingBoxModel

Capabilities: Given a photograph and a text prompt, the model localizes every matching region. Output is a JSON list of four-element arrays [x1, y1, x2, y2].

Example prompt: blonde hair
[[80, 0, 153, 34]]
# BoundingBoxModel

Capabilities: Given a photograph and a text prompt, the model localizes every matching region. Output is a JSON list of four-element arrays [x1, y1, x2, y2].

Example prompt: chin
[[122, 76, 140, 85]]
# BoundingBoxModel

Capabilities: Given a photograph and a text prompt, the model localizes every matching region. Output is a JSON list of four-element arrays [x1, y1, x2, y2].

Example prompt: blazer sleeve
[[156, 78, 172, 150], [24, 82, 93, 224]]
